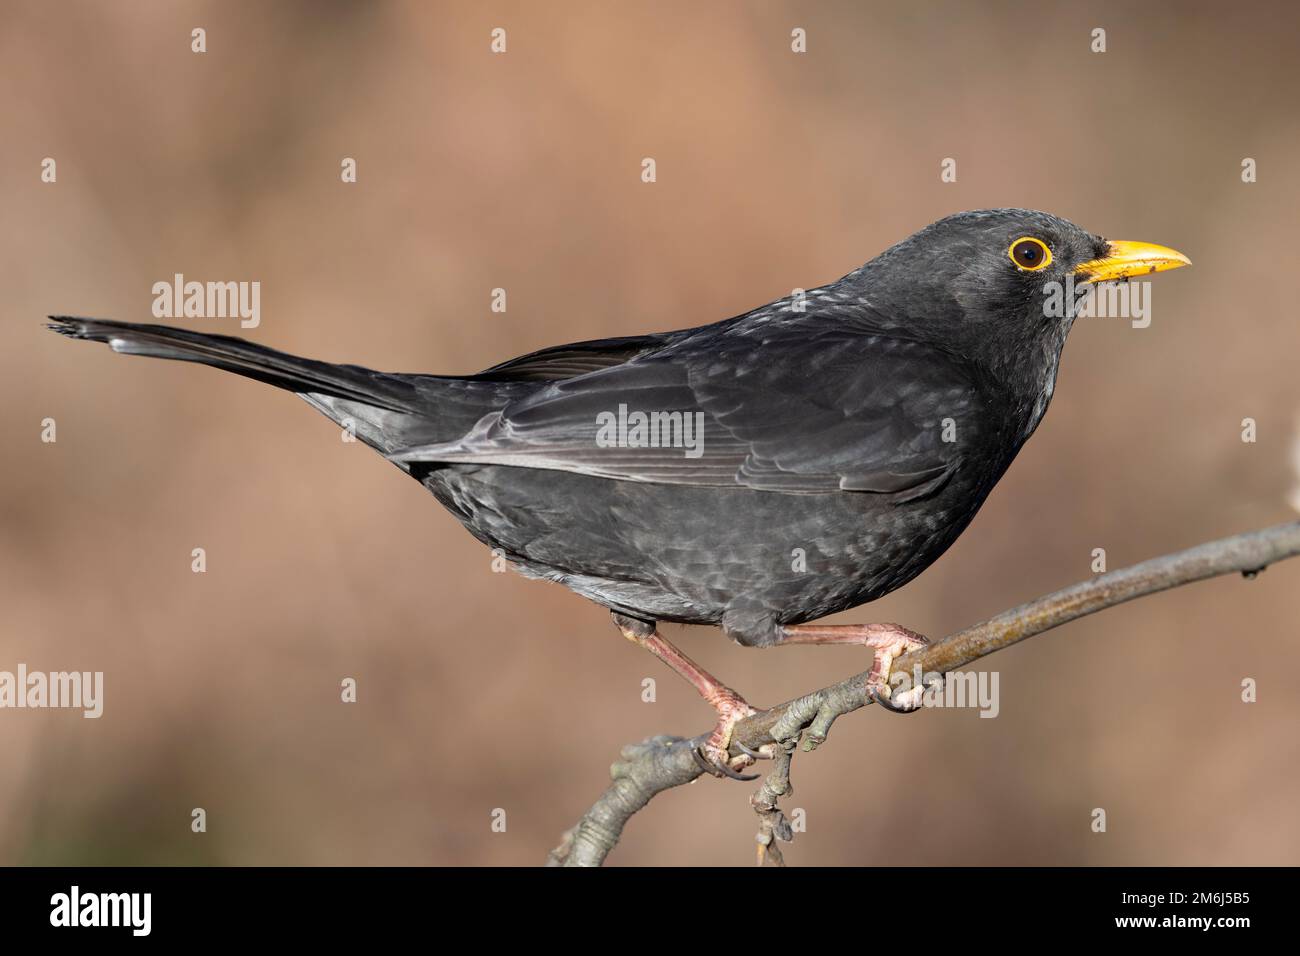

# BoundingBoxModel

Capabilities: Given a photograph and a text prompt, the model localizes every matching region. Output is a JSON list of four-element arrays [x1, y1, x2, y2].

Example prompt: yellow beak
[[1074, 240, 1191, 283]]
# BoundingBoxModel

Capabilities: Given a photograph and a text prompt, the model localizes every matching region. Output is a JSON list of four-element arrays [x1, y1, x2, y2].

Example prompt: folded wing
[[391, 326, 979, 498]]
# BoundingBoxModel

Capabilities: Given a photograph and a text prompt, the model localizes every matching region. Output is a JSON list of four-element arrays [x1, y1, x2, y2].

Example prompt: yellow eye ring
[[1008, 236, 1052, 272]]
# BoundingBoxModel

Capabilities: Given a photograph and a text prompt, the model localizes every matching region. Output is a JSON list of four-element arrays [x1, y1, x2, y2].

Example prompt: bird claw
[[732, 739, 766, 760], [692, 745, 760, 781], [869, 683, 923, 714]]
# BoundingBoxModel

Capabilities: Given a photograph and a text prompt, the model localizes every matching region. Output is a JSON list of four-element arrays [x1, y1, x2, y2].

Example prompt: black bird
[[49, 209, 1189, 777]]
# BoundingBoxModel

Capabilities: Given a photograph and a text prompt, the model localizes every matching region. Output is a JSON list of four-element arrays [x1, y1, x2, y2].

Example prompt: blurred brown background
[[2, 0, 1298, 866]]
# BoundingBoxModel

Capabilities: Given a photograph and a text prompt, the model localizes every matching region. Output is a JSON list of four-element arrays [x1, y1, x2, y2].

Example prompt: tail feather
[[47, 317, 420, 413]]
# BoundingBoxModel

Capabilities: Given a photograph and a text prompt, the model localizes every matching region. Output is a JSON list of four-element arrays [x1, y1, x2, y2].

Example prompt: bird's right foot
[[776, 622, 931, 713]]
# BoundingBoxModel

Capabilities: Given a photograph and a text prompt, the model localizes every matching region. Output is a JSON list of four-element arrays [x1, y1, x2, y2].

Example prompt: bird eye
[[1008, 237, 1052, 272]]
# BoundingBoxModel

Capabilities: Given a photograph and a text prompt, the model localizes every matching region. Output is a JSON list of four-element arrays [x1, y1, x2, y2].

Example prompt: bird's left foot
[[692, 688, 760, 780], [612, 614, 762, 781]]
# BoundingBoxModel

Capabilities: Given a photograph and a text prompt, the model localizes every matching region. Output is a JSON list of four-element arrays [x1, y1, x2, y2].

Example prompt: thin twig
[[548, 520, 1300, 866]]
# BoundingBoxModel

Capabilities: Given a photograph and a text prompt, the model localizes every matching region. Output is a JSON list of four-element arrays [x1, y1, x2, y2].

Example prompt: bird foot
[[774, 621, 931, 714], [864, 629, 930, 714], [691, 689, 760, 780]]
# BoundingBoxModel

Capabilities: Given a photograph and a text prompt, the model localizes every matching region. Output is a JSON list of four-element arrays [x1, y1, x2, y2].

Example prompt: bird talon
[[869, 684, 922, 714], [693, 745, 759, 780], [691, 746, 718, 774], [732, 739, 766, 760]]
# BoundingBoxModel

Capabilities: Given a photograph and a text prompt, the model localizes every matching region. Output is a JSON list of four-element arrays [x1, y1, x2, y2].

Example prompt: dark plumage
[[49, 208, 1189, 773]]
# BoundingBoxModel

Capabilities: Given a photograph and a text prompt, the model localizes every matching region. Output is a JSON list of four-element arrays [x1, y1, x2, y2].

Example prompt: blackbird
[[50, 209, 1189, 777]]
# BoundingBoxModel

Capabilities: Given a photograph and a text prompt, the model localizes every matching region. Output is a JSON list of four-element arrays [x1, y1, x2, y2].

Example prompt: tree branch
[[546, 520, 1300, 867]]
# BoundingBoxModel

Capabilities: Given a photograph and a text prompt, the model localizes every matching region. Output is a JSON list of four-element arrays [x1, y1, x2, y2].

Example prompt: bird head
[[852, 208, 1190, 388]]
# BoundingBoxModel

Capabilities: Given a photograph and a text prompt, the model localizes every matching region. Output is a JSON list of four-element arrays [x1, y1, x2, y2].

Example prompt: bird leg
[[775, 623, 930, 712], [613, 614, 759, 780]]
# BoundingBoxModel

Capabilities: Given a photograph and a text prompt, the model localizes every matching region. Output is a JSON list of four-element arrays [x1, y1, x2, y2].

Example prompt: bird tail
[[47, 316, 421, 413]]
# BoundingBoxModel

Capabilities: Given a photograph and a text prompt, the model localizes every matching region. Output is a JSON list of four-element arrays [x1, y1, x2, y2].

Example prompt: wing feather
[[391, 327, 979, 497]]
